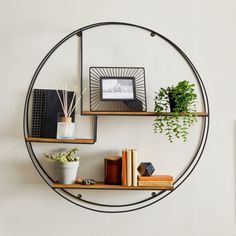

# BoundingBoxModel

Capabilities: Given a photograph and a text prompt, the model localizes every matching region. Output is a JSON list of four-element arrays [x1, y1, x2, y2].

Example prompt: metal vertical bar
[[78, 31, 97, 143], [78, 31, 83, 113], [93, 116, 97, 142]]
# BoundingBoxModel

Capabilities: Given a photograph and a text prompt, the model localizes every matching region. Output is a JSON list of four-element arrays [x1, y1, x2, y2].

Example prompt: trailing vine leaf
[[153, 80, 197, 142]]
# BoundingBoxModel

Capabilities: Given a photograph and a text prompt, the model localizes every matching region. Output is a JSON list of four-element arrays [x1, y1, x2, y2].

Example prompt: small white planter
[[56, 161, 79, 184]]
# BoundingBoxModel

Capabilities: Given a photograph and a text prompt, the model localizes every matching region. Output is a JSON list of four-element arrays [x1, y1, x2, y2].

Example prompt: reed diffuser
[[56, 84, 86, 139]]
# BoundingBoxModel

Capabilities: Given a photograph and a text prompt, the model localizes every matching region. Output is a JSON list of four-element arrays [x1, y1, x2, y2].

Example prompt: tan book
[[138, 180, 173, 187], [126, 149, 132, 186], [132, 149, 137, 186], [121, 149, 127, 186], [138, 175, 173, 181]]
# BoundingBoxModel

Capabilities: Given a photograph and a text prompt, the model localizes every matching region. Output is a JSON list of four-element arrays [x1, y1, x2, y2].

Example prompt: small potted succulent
[[153, 80, 197, 142], [45, 147, 79, 184]]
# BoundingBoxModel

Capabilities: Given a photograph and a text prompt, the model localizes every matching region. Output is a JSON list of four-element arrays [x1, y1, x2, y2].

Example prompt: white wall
[[1, 0, 236, 235]]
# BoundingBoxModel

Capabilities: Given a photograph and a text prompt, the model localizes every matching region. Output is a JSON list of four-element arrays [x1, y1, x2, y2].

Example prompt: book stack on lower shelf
[[121, 149, 138, 187], [138, 175, 174, 188]]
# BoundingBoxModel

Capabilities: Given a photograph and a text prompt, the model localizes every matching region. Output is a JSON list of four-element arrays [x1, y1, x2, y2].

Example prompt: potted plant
[[153, 80, 197, 142], [45, 147, 80, 184]]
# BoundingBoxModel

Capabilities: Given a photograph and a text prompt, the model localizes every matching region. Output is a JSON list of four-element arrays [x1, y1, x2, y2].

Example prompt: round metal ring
[[23, 22, 210, 213]]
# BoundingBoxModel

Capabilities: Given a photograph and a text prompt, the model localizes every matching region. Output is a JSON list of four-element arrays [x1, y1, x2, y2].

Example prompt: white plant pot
[[56, 161, 79, 184]]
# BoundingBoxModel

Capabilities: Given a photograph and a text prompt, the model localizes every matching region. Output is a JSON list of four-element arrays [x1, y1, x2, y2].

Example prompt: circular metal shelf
[[23, 22, 210, 213]]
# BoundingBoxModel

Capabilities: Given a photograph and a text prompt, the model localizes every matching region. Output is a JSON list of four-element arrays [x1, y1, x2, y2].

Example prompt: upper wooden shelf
[[26, 137, 95, 144], [53, 182, 174, 190], [82, 111, 208, 117]]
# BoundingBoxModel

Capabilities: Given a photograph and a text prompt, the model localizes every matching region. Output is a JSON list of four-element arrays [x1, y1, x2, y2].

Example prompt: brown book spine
[[132, 149, 137, 186], [138, 175, 173, 181], [122, 149, 127, 186], [126, 149, 132, 186]]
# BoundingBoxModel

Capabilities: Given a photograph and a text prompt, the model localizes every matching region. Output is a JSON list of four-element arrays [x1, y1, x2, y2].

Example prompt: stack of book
[[121, 149, 138, 186], [121, 149, 174, 189], [137, 175, 174, 188]]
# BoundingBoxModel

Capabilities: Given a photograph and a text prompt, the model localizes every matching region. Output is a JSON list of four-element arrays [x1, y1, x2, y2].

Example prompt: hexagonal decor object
[[137, 162, 155, 176]]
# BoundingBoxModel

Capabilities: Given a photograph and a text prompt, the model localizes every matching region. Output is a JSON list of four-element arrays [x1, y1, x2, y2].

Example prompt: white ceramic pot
[[56, 161, 79, 184]]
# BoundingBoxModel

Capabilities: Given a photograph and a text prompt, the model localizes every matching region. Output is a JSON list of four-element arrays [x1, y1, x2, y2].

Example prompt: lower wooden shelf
[[26, 137, 95, 144], [53, 182, 174, 190]]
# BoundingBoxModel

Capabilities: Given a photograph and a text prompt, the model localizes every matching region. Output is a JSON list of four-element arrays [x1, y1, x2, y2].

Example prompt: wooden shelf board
[[53, 182, 174, 190], [82, 111, 208, 117], [26, 137, 95, 144]]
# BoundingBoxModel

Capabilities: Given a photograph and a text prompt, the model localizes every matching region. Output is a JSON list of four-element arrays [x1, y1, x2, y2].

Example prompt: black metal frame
[[89, 66, 147, 112], [23, 22, 210, 213]]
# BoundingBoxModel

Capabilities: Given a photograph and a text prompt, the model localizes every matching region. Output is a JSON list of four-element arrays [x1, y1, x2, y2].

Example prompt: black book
[[31, 89, 75, 138]]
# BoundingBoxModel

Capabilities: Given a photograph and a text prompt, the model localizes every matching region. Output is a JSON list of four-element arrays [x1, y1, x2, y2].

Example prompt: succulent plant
[[44, 147, 79, 163]]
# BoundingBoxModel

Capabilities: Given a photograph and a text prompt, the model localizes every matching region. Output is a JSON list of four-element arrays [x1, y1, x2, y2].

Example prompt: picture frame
[[89, 67, 147, 112], [100, 77, 136, 101]]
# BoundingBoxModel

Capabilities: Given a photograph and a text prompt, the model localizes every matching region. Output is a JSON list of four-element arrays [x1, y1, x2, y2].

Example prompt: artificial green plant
[[153, 80, 197, 142]]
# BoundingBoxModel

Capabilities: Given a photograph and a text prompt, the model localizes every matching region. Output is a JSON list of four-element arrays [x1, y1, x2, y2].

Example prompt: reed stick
[[56, 90, 66, 117], [68, 88, 87, 117], [56, 84, 87, 119], [68, 84, 77, 116]]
